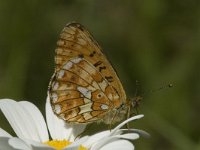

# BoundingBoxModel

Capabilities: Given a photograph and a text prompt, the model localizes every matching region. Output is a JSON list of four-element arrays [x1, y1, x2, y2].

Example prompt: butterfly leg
[[126, 104, 131, 129], [134, 80, 140, 97], [109, 110, 119, 131]]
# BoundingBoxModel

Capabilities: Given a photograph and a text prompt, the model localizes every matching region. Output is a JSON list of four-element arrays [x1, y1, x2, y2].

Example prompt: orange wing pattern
[[48, 23, 127, 124]]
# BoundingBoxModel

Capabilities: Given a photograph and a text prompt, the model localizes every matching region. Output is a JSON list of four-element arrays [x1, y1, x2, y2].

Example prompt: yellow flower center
[[44, 140, 87, 150]]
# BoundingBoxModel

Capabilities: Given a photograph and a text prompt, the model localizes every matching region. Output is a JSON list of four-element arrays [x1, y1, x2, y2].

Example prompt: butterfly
[[48, 23, 139, 124]]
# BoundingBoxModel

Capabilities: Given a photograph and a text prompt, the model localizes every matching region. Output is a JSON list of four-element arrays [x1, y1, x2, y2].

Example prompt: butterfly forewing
[[49, 23, 127, 124]]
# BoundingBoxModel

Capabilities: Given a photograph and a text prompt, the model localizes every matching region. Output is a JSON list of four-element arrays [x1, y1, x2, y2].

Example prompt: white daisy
[[0, 97, 148, 150]]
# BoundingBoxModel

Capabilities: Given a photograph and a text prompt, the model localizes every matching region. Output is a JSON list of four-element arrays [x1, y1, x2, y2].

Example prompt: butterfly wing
[[49, 23, 127, 123]]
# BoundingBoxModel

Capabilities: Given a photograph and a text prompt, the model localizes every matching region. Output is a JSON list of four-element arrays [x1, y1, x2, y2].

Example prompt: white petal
[[110, 115, 144, 136], [46, 95, 86, 141], [120, 129, 150, 138], [0, 137, 14, 150], [83, 131, 110, 148], [0, 128, 12, 137], [90, 136, 119, 150], [84, 129, 141, 149], [114, 133, 139, 140], [64, 137, 92, 150], [64, 136, 89, 150], [0, 99, 30, 140], [0, 99, 49, 142], [90, 134, 137, 150], [31, 144, 55, 150], [24, 139, 55, 150], [19, 101, 49, 142], [99, 140, 134, 150], [63, 147, 79, 150], [32, 146, 55, 150], [9, 137, 31, 150]]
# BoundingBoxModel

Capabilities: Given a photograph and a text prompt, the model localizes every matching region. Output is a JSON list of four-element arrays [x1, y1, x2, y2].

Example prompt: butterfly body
[[48, 23, 129, 124]]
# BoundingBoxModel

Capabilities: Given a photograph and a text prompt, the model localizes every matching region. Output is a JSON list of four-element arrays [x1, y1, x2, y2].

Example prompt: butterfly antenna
[[134, 80, 140, 97], [142, 83, 173, 96], [129, 82, 173, 115]]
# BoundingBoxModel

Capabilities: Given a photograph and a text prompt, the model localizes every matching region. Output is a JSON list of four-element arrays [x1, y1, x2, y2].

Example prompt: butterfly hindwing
[[49, 23, 127, 124]]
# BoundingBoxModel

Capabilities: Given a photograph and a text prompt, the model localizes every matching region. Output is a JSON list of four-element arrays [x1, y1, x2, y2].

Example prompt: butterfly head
[[125, 95, 143, 117], [130, 96, 143, 110]]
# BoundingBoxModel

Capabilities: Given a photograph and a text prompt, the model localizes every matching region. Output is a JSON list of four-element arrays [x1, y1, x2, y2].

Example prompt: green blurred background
[[0, 0, 200, 149]]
